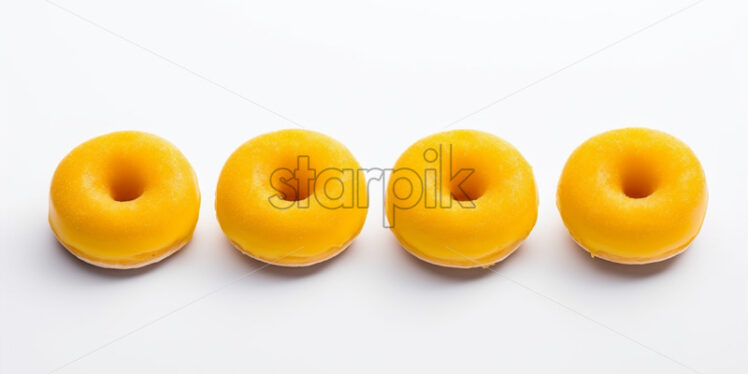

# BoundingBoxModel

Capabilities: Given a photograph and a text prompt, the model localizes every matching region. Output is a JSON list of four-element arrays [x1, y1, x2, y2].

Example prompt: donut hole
[[276, 178, 315, 201], [108, 162, 146, 202], [275, 160, 317, 201], [620, 160, 658, 199], [450, 170, 487, 202]]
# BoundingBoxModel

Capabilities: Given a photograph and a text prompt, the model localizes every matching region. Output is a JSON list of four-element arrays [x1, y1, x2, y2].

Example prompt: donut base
[[567, 231, 697, 265], [54, 233, 192, 270], [228, 237, 355, 268], [391, 229, 527, 269]]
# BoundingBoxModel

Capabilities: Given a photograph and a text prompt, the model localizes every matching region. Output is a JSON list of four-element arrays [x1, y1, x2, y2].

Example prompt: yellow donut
[[49, 131, 201, 269], [386, 129, 538, 268], [215, 129, 368, 266], [557, 128, 708, 264]]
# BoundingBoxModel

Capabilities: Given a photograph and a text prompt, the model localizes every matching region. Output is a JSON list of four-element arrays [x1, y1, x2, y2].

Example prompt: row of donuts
[[49, 128, 707, 269]]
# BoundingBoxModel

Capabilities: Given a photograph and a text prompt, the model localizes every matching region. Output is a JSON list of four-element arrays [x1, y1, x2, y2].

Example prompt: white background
[[1, 0, 747, 373]]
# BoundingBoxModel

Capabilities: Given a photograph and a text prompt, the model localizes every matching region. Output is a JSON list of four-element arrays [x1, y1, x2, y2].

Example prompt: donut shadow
[[50, 232, 189, 278], [388, 234, 519, 281], [562, 232, 680, 279], [222, 237, 354, 279]]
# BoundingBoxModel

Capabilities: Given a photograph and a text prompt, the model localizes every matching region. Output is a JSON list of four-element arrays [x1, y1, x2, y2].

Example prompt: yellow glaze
[[557, 128, 708, 264], [49, 131, 201, 269], [386, 129, 538, 268], [215, 129, 368, 266]]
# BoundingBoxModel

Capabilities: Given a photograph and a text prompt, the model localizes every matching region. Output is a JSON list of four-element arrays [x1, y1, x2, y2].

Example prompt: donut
[[49, 131, 201, 269], [386, 129, 538, 268], [556, 128, 708, 264], [215, 129, 368, 266]]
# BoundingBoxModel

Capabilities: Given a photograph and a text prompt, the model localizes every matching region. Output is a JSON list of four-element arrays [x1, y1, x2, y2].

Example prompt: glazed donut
[[215, 129, 368, 266], [557, 128, 708, 264], [386, 129, 538, 268], [49, 131, 201, 269]]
